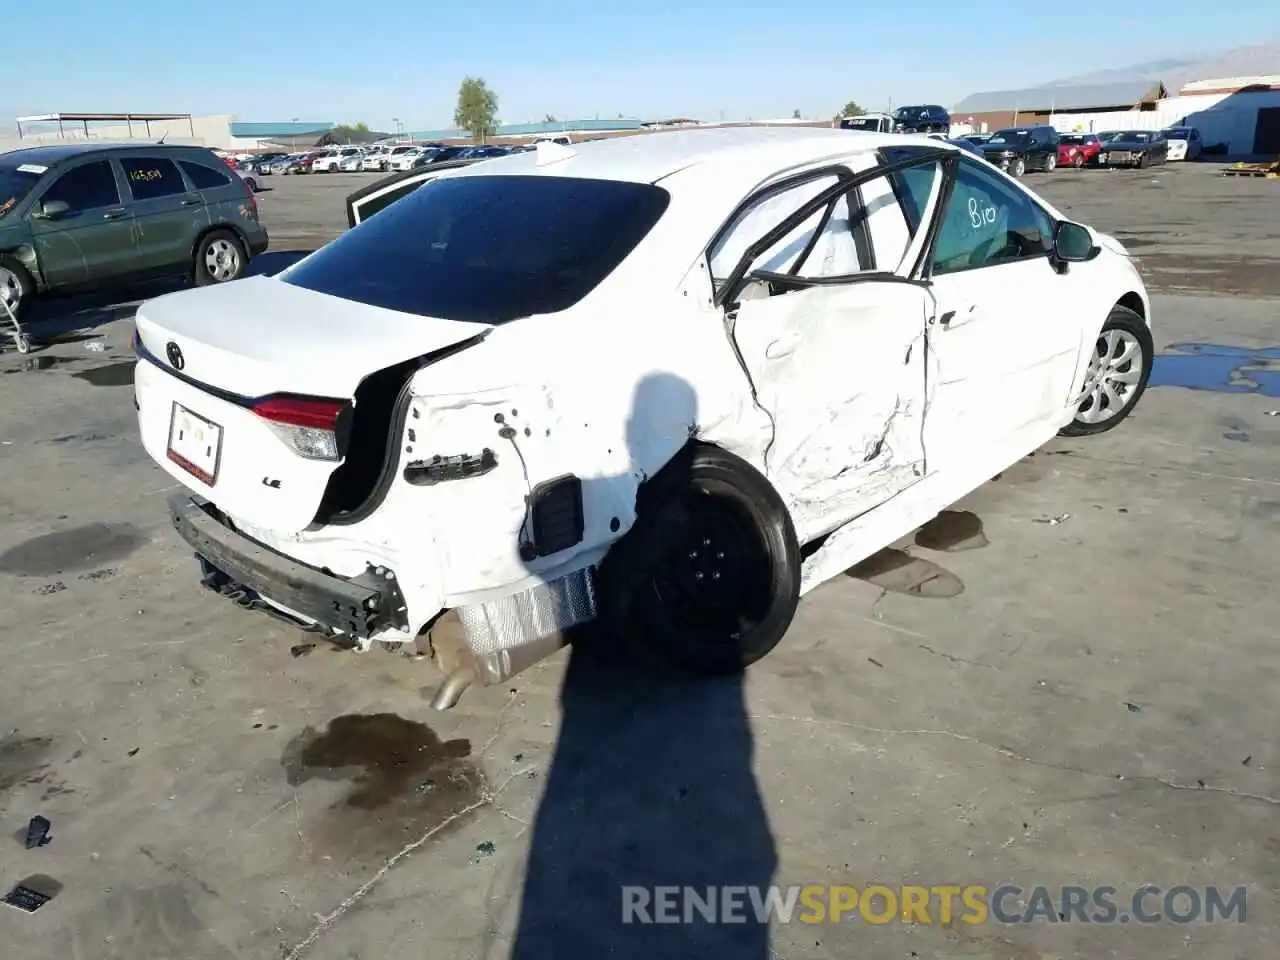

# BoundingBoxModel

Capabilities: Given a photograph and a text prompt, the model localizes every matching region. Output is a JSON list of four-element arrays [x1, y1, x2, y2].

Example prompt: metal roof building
[[950, 80, 1166, 132]]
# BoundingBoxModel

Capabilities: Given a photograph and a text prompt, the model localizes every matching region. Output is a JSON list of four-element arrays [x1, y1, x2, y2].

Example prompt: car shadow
[[507, 373, 778, 959]]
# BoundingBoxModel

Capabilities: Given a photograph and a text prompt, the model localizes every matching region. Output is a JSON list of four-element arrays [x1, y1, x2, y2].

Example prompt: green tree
[[543, 113, 557, 123], [455, 77, 500, 142], [838, 100, 865, 118], [327, 121, 375, 144], [792, 108, 801, 119]]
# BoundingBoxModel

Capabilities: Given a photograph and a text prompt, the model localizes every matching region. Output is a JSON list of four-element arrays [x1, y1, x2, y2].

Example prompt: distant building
[[949, 81, 1166, 134]]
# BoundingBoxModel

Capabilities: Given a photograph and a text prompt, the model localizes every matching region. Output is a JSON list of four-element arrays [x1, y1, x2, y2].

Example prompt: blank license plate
[[167, 402, 223, 484]]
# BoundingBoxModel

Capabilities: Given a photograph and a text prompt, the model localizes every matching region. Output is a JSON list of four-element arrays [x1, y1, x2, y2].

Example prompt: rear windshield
[[282, 174, 670, 324], [0, 162, 45, 219]]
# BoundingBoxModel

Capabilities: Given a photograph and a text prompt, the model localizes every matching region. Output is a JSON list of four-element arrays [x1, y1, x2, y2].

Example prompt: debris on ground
[[84, 341, 106, 353], [1242, 755, 1252, 766], [24, 816, 52, 849], [290, 642, 316, 658], [1033, 514, 1072, 526], [1123, 701, 1142, 714], [471, 840, 496, 863]]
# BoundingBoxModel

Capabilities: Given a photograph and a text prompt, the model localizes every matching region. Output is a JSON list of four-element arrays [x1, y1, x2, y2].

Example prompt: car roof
[[441, 126, 950, 185], [0, 142, 213, 167]]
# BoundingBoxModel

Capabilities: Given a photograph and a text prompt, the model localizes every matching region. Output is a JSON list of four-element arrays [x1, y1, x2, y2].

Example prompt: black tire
[[0, 253, 35, 323], [1009, 157, 1026, 177], [245, 178, 258, 192], [596, 443, 801, 677], [1135, 152, 1147, 169], [193, 229, 247, 286], [1060, 304, 1153, 437]]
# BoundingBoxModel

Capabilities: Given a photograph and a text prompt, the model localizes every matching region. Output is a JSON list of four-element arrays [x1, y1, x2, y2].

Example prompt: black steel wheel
[[597, 444, 801, 677]]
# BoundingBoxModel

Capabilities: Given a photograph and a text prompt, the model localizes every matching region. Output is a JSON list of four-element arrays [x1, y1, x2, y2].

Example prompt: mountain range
[[1036, 40, 1280, 93]]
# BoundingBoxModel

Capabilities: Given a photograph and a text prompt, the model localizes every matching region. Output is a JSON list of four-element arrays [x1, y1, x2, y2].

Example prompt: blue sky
[[1, 2, 1275, 129]]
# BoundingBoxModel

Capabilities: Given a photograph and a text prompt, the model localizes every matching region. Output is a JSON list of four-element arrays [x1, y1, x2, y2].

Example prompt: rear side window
[[283, 175, 670, 324], [120, 157, 186, 200], [180, 161, 232, 189], [42, 160, 120, 212]]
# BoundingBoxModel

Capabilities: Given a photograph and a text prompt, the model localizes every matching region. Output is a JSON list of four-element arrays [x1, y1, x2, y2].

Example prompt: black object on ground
[[24, 815, 52, 849], [2, 885, 53, 913]]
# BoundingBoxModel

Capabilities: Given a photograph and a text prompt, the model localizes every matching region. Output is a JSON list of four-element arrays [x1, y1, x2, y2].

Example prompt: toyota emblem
[[165, 341, 184, 370]]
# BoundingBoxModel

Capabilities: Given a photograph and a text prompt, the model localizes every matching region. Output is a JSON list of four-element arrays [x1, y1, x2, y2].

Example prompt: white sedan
[[311, 146, 364, 173], [1161, 126, 1203, 161], [132, 128, 1153, 709], [387, 146, 427, 171]]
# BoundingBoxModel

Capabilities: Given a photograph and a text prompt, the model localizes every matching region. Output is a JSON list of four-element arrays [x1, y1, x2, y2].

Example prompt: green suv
[[0, 142, 270, 323]]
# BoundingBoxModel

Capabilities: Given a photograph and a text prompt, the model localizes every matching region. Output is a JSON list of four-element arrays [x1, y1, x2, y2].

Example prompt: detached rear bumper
[[168, 494, 403, 638]]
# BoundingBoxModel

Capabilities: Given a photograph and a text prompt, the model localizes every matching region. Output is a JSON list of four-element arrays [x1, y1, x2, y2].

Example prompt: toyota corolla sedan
[[133, 128, 1153, 709]]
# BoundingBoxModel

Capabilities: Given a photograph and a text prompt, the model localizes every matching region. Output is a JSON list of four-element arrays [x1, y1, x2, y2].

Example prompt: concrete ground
[[1, 162, 1277, 959]]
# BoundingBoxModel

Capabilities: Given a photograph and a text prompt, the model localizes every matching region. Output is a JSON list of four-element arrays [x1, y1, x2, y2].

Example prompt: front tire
[[1060, 305, 1153, 437], [194, 230, 247, 286], [596, 444, 802, 677], [0, 254, 34, 323], [1009, 157, 1026, 177]]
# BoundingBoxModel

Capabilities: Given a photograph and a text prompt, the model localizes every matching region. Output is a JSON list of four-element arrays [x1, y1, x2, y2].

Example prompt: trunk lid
[[134, 277, 490, 533], [135, 276, 489, 398]]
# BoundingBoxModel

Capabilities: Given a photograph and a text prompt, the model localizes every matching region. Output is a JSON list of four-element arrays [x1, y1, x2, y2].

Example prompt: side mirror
[[1053, 221, 1096, 263], [34, 199, 71, 220]]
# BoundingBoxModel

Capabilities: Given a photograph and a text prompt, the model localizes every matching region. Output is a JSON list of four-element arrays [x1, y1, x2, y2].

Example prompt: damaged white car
[[133, 128, 1153, 708]]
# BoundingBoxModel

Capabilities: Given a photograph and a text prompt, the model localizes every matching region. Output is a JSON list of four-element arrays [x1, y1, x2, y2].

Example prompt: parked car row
[[232, 142, 536, 179], [946, 125, 1196, 176]]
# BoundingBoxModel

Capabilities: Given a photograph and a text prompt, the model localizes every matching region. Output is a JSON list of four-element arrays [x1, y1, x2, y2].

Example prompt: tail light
[[252, 395, 348, 461]]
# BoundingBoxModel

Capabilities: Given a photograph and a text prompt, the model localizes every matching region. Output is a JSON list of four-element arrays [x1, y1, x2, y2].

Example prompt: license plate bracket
[[167, 402, 223, 485]]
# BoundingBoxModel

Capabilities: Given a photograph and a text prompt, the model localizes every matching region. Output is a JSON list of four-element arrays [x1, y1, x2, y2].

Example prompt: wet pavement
[[0, 164, 1277, 959]]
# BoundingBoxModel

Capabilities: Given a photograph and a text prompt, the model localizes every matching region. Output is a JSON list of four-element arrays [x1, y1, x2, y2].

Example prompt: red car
[[1057, 133, 1102, 168]]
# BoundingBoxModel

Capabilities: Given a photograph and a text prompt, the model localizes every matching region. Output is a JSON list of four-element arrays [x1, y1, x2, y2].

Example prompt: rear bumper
[[248, 230, 269, 257], [169, 494, 404, 638]]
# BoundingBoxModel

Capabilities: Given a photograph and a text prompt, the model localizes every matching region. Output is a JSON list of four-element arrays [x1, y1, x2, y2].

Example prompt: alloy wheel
[[1077, 329, 1144, 424]]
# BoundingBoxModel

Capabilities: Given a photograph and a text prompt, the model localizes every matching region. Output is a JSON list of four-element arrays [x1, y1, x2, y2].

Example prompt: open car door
[[344, 158, 481, 228], [710, 151, 951, 540]]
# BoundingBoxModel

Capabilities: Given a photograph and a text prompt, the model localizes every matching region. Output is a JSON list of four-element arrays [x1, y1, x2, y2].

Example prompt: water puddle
[[282, 713, 486, 863], [846, 549, 964, 598], [0, 523, 145, 577], [72, 361, 135, 387], [914, 510, 988, 552], [1149, 342, 1280, 397]]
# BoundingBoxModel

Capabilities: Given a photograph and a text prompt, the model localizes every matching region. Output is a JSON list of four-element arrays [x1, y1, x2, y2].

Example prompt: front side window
[[41, 160, 121, 212], [931, 158, 1053, 276], [0, 164, 45, 218], [283, 174, 669, 324], [120, 157, 186, 200]]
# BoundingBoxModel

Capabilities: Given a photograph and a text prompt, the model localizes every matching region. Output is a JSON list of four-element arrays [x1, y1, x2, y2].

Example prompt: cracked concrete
[[0, 164, 1277, 959]]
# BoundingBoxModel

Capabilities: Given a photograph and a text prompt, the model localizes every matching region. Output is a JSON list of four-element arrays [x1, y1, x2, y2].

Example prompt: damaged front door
[[710, 160, 942, 541]]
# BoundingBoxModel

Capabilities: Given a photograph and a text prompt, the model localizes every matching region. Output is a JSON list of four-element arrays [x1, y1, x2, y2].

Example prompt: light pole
[[392, 118, 403, 142]]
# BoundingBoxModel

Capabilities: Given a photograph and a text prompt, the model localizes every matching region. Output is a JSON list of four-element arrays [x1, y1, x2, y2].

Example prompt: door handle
[[102, 207, 127, 220], [938, 310, 956, 328], [180, 196, 201, 207]]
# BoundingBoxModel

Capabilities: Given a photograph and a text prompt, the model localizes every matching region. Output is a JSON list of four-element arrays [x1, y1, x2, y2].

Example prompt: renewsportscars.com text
[[622, 884, 1248, 925]]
